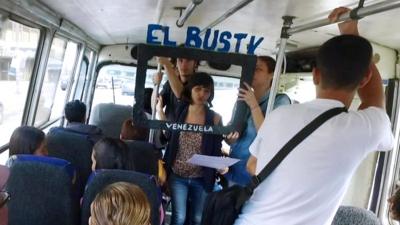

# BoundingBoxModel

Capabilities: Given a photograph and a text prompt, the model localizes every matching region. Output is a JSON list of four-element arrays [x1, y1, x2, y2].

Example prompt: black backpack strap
[[247, 106, 347, 191]]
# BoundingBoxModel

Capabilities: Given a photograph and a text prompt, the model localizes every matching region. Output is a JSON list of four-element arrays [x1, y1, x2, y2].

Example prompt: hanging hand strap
[[247, 107, 348, 191]]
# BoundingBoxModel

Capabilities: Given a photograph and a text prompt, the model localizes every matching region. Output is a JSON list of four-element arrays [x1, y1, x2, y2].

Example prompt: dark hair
[[181, 72, 214, 107], [92, 138, 134, 171], [9, 126, 45, 156], [170, 43, 199, 70], [120, 119, 149, 141], [65, 100, 86, 123], [257, 55, 276, 73], [390, 188, 400, 220], [316, 35, 372, 91], [143, 88, 153, 115]]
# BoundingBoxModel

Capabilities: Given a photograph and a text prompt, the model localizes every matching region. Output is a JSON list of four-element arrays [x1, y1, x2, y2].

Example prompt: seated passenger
[[89, 182, 151, 225], [389, 187, 400, 221], [8, 126, 48, 157], [91, 137, 134, 171], [63, 100, 103, 143], [120, 118, 149, 141]]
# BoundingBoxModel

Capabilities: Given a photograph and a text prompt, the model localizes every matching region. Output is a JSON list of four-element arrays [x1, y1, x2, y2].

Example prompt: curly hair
[[89, 182, 151, 225]]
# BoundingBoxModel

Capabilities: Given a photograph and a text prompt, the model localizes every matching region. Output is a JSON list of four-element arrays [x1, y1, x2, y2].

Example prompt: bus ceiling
[[1, 0, 400, 54]]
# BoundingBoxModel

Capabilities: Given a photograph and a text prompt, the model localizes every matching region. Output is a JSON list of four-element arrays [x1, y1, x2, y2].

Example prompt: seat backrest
[[47, 127, 94, 197], [81, 169, 160, 225], [6, 155, 79, 225], [124, 140, 160, 176], [89, 103, 132, 138], [331, 206, 381, 225]]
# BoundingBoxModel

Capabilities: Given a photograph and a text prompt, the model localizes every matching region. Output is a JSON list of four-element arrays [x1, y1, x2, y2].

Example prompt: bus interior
[[0, 0, 400, 224]]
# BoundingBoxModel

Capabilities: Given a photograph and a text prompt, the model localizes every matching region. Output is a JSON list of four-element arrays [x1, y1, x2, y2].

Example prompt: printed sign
[[146, 24, 264, 54]]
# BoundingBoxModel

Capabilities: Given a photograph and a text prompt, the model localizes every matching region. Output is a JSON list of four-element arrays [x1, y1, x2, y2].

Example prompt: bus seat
[[81, 169, 160, 225], [89, 103, 132, 138], [331, 206, 381, 225], [6, 155, 79, 225], [124, 140, 160, 177], [47, 127, 94, 197]]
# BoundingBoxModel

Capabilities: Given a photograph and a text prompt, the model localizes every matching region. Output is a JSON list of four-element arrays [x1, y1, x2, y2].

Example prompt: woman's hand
[[156, 96, 166, 121], [152, 71, 163, 86], [238, 82, 259, 111], [218, 167, 229, 175], [156, 96, 163, 113], [224, 131, 239, 145]]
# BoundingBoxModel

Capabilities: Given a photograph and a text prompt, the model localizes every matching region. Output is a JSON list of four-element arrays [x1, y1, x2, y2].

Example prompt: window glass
[[92, 64, 240, 125], [82, 50, 95, 101], [92, 65, 157, 107], [34, 38, 78, 126], [211, 76, 240, 125], [72, 50, 90, 100], [0, 19, 40, 151]]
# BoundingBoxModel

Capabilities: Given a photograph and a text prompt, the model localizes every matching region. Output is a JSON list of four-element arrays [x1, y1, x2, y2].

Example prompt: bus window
[[34, 38, 79, 127], [91, 64, 158, 108], [72, 50, 91, 100], [211, 76, 240, 126], [0, 19, 41, 149]]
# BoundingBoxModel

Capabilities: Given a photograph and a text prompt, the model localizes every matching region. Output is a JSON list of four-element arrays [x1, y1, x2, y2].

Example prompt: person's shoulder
[[350, 106, 389, 121]]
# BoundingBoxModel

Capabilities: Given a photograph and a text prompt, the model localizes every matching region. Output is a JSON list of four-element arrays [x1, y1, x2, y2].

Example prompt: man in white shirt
[[235, 7, 394, 225]]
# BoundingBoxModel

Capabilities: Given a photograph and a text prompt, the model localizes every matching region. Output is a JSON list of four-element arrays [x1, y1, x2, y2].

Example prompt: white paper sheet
[[187, 154, 240, 170]]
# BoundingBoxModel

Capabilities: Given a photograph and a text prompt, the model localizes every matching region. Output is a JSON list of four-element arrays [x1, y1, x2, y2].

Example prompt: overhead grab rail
[[287, 0, 400, 35], [266, 0, 400, 115], [176, 0, 203, 28], [199, 0, 254, 35]]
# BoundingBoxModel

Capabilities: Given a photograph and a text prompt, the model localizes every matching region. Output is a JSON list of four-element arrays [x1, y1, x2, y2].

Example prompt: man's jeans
[[169, 173, 207, 225]]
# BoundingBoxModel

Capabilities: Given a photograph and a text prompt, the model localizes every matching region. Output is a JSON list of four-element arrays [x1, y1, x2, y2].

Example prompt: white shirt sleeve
[[360, 107, 394, 152], [249, 118, 268, 158]]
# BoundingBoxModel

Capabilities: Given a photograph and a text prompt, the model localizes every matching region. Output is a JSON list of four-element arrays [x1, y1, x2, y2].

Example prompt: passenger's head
[[143, 88, 153, 115], [170, 44, 198, 83], [120, 119, 149, 141], [314, 35, 372, 92], [182, 72, 214, 107], [91, 138, 134, 171], [252, 56, 276, 89], [89, 182, 151, 225], [389, 188, 400, 221], [65, 100, 86, 123], [9, 126, 47, 157], [176, 58, 198, 82]]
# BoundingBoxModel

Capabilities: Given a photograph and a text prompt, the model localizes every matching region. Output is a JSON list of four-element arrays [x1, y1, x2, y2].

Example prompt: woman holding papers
[[157, 72, 223, 225]]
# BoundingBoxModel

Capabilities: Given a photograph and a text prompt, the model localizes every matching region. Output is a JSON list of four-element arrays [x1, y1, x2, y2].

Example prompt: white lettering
[[205, 126, 213, 132], [177, 124, 183, 130], [188, 124, 193, 131], [173, 124, 177, 130], [166, 123, 173, 129]]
